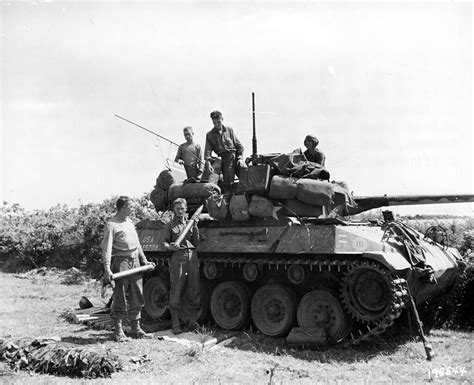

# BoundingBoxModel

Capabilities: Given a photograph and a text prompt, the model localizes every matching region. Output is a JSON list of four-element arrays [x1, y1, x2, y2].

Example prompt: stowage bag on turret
[[278, 199, 324, 218], [168, 182, 221, 203], [295, 179, 334, 206], [229, 194, 250, 221], [269, 175, 298, 200], [330, 181, 358, 216], [270, 153, 330, 180], [150, 187, 169, 212], [206, 194, 229, 220], [155, 170, 175, 190], [248, 195, 274, 218]]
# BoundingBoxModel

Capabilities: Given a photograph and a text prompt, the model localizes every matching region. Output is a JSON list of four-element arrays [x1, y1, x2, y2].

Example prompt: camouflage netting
[[0, 337, 122, 378]]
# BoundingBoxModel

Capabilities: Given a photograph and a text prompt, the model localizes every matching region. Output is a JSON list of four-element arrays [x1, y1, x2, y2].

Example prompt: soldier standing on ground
[[204, 110, 245, 186], [102, 196, 155, 342], [303, 134, 326, 166], [162, 198, 201, 335], [175, 126, 203, 182]]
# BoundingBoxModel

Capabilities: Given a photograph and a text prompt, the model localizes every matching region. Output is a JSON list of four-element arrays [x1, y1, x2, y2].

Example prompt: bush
[[423, 258, 474, 331]]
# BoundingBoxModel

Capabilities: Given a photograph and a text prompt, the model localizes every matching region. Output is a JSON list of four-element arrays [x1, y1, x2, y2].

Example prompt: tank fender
[[361, 252, 411, 272]]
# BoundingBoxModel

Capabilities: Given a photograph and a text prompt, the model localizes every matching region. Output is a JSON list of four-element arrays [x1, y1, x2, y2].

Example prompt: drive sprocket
[[341, 260, 406, 324]]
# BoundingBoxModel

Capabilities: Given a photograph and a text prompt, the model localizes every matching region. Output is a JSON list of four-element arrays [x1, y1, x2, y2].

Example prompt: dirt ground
[[0, 270, 472, 384]]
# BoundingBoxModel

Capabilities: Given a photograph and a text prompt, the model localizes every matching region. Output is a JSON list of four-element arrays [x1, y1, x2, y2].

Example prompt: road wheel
[[210, 281, 251, 330], [251, 284, 297, 337], [143, 276, 170, 319], [297, 289, 351, 342]]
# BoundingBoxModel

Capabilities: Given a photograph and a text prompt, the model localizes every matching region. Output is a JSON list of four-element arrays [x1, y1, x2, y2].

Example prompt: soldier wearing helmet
[[303, 134, 326, 166]]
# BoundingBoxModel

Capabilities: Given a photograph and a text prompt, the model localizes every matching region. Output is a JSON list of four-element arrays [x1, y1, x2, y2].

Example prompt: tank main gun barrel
[[352, 194, 474, 214]]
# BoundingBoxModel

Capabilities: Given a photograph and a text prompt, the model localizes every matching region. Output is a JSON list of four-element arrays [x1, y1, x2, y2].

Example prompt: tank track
[[151, 255, 408, 345]]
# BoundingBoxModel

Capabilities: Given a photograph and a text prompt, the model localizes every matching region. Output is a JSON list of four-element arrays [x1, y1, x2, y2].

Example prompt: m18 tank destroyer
[[137, 151, 473, 345], [129, 94, 472, 345]]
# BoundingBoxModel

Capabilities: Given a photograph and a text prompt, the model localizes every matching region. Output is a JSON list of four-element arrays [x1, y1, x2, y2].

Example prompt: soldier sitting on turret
[[303, 135, 326, 166], [204, 110, 246, 186]]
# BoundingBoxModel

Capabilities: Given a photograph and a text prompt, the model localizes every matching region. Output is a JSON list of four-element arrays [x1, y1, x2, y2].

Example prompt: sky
[[1, 1, 473, 216]]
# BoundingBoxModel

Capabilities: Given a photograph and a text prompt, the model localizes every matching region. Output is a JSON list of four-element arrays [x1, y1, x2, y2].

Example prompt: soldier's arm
[[319, 151, 326, 167], [232, 130, 244, 160], [196, 144, 203, 178], [204, 134, 213, 161], [102, 222, 114, 280], [162, 222, 172, 249], [175, 146, 183, 163], [137, 242, 148, 265], [190, 220, 200, 246], [102, 223, 114, 266], [162, 222, 180, 250]]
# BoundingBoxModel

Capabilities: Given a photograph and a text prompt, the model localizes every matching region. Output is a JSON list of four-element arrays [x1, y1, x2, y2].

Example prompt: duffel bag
[[206, 194, 229, 220], [229, 194, 250, 221], [168, 182, 221, 203], [155, 169, 175, 190], [295, 179, 333, 206], [269, 175, 298, 200], [248, 195, 274, 218], [279, 199, 324, 218], [150, 187, 168, 212]]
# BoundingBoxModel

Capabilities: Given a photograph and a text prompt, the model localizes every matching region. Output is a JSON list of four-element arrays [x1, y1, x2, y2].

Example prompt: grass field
[[0, 270, 472, 384]]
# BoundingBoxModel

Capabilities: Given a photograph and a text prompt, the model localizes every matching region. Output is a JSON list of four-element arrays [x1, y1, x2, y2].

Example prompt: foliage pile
[[0, 193, 161, 275], [422, 230, 474, 331], [0, 337, 121, 378], [404, 217, 474, 251]]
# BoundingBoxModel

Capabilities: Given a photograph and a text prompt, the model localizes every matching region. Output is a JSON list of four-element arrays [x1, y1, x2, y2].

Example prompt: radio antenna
[[252, 92, 257, 160]]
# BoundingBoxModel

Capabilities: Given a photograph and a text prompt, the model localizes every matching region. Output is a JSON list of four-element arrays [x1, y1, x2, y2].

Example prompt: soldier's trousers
[[169, 249, 201, 319], [220, 152, 237, 185], [110, 251, 144, 321]]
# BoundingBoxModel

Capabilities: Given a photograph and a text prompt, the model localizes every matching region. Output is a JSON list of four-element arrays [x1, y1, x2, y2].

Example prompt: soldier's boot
[[113, 318, 131, 342], [187, 313, 200, 332], [187, 319, 200, 332], [130, 319, 153, 339], [171, 310, 183, 335]]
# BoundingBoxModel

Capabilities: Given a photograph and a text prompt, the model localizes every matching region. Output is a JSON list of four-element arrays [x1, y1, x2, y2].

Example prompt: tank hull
[[137, 217, 459, 343]]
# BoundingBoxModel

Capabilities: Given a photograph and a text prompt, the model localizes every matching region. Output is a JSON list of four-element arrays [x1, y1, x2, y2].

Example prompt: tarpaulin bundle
[[168, 182, 221, 202], [269, 153, 330, 180], [0, 337, 122, 378]]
